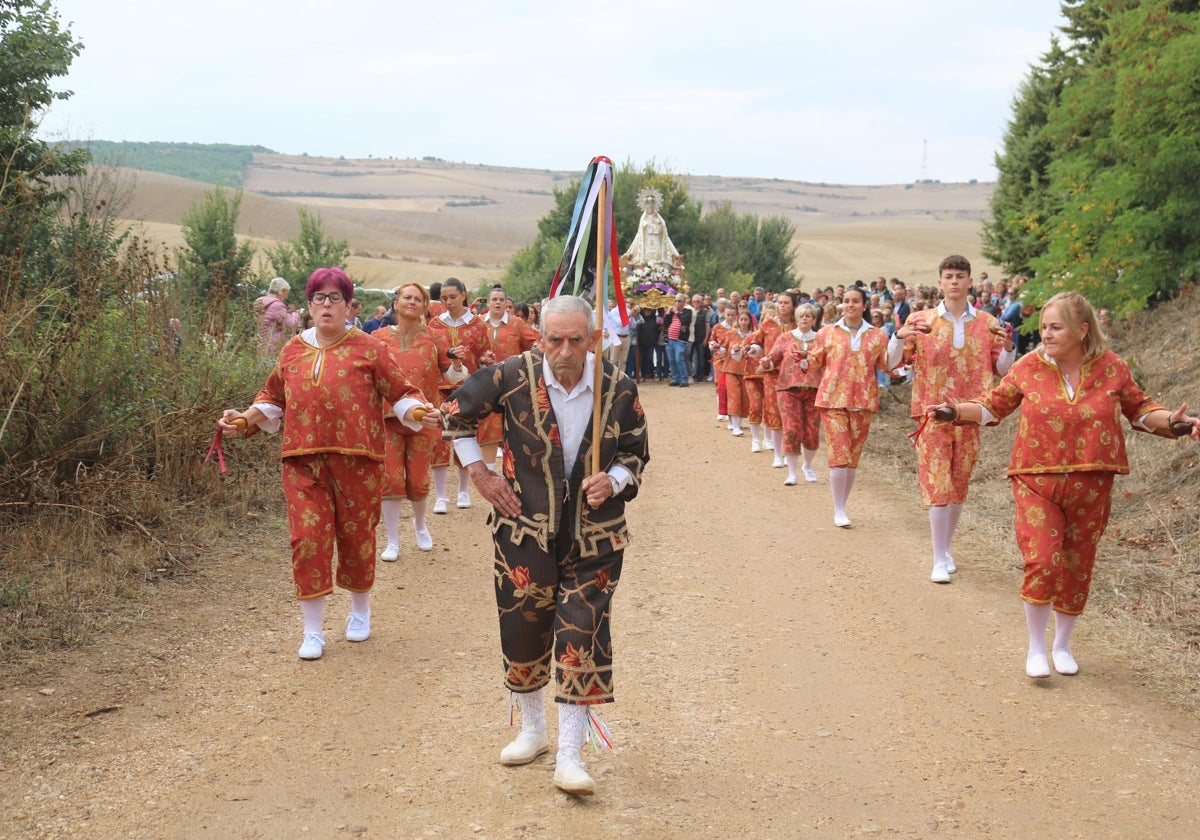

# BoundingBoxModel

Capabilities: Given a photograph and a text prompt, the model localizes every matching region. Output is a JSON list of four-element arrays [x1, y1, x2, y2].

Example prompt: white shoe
[[731, 428, 744, 437], [433, 497, 449, 514], [772, 456, 785, 468], [553, 759, 595, 796], [414, 523, 433, 551], [930, 562, 951, 584], [945, 553, 957, 574], [784, 475, 798, 486], [1052, 650, 1079, 675], [802, 467, 818, 483], [457, 490, 472, 509], [380, 543, 400, 562], [751, 440, 762, 453], [499, 731, 549, 766], [1026, 654, 1051, 679], [764, 438, 774, 451], [345, 611, 370, 642], [717, 414, 727, 422], [298, 631, 325, 660], [834, 513, 852, 528]]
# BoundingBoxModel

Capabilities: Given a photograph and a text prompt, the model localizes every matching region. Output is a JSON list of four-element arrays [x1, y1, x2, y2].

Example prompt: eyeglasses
[[309, 292, 346, 304]]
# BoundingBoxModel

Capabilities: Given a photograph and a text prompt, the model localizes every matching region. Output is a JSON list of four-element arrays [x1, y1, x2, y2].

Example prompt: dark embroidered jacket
[[442, 351, 649, 557]]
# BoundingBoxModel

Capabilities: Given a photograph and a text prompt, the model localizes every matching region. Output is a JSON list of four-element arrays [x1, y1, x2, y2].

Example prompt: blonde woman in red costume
[[765, 302, 822, 485], [930, 291, 1199, 679], [748, 293, 796, 467]]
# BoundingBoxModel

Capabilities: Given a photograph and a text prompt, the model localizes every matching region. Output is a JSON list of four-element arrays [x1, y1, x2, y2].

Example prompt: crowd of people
[[227, 259, 1197, 797]]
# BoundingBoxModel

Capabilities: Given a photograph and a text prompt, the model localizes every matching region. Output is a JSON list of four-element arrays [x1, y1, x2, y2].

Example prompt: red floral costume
[[807, 321, 889, 468], [476, 314, 539, 446], [428, 312, 492, 468], [372, 325, 449, 500], [901, 306, 1010, 506], [967, 349, 1170, 614], [768, 329, 822, 454], [255, 329, 424, 599]]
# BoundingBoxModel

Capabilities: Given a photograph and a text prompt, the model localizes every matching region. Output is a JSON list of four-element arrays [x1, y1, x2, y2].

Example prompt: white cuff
[[452, 437, 484, 468], [607, 465, 633, 494], [444, 365, 469, 385], [250, 403, 283, 434], [392, 397, 426, 431]]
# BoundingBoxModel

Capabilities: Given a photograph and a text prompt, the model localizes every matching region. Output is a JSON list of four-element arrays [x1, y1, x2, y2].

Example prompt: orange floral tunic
[[901, 308, 1008, 419], [807, 322, 889, 412], [428, 311, 493, 392], [371, 325, 449, 410], [254, 328, 423, 460], [971, 349, 1170, 476], [768, 330, 822, 390]]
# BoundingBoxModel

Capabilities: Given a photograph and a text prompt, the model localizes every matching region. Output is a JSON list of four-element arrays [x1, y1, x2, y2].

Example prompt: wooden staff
[[591, 177, 607, 476]]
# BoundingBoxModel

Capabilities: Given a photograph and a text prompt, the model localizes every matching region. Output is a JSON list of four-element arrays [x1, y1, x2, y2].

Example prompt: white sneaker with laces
[[414, 523, 433, 551], [731, 428, 744, 437], [764, 438, 774, 451], [433, 497, 449, 514], [772, 456, 785, 468], [945, 553, 957, 574], [345, 611, 370, 642], [802, 466, 818, 483], [380, 543, 400, 562], [457, 490, 472, 509], [930, 562, 951, 584], [298, 631, 326, 660], [834, 513, 852, 528], [751, 439, 762, 453], [784, 474, 798, 486]]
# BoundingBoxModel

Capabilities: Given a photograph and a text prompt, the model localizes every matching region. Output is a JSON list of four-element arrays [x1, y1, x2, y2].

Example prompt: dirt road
[[4, 382, 1200, 838]]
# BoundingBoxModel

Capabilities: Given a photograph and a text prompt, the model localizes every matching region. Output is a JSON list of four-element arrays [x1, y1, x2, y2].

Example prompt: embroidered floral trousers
[[493, 519, 622, 705], [282, 453, 383, 599], [916, 421, 980, 507], [1012, 471, 1114, 616], [779, 387, 820, 453], [820, 408, 873, 468], [381, 418, 435, 500]]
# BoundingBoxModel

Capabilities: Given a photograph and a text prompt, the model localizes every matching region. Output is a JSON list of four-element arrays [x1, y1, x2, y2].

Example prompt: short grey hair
[[268, 277, 290, 296], [538, 295, 594, 334]]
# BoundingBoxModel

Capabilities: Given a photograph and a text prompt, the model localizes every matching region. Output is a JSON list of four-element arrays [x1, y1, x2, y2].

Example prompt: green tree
[[175, 186, 256, 335], [265, 207, 350, 290], [986, 0, 1200, 315], [0, 0, 89, 306]]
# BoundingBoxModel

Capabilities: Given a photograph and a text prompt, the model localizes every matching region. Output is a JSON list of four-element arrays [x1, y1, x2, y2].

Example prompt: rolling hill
[[106, 152, 999, 291]]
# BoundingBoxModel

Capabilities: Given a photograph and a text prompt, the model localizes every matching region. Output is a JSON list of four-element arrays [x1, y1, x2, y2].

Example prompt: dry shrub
[[868, 287, 1200, 709]]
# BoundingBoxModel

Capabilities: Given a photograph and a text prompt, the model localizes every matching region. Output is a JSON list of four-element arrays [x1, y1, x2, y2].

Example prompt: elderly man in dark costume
[[442, 294, 649, 796]]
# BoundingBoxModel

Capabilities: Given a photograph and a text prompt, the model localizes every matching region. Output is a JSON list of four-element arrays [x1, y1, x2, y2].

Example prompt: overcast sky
[[39, 0, 1067, 185]]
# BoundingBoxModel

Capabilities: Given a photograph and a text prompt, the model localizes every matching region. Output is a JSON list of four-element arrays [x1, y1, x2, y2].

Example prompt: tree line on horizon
[[984, 0, 1200, 317]]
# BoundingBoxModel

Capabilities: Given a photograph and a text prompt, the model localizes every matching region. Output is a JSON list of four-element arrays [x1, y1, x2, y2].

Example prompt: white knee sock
[[802, 446, 816, 470], [556, 703, 586, 766], [300, 596, 325, 633], [381, 499, 403, 547], [772, 428, 784, 452], [458, 469, 470, 494], [412, 496, 428, 531], [929, 505, 951, 565], [1052, 611, 1078, 654], [1025, 602, 1052, 658], [947, 502, 964, 557], [350, 591, 370, 617], [829, 467, 848, 518], [844, 467, 856, 499], [784, 453, 798, 481], [731, 416, 743, 432], [516, 688, 546, 735], [750, 423, 763, 444], [433, 466, 448, 499]]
